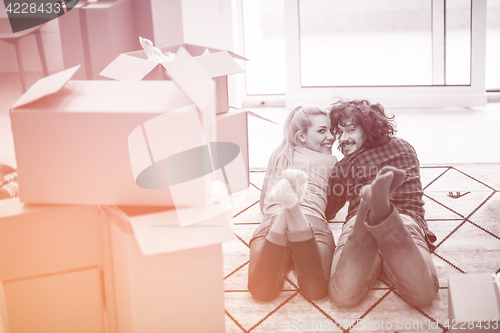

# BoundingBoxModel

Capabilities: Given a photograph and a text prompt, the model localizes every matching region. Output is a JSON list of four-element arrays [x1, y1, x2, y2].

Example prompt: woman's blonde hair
[[268, 105, 329, 178]]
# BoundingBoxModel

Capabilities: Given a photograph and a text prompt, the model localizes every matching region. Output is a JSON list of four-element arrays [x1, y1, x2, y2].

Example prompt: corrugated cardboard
[[100, 42, 248, 114], [448, 273, 500, 332], [11, 50, 254, 207], [217, 107, 278, 193], [101, 205, 233, 333], [11, 67, 193, 206], [216, 108, 250, 191], [0, 198, 105, 333], [0, 198, 101, 281], [3, 269, 105, 333]]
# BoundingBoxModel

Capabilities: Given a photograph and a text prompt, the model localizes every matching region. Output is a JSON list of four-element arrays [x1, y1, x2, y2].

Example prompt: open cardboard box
[[100, 42, 248, 114], [11, 48, 252, 212], [100, 204, 234, 333], [217, 106, 277, 191], [0, 197, 235, 333], [11, 66, 196, 207], [448, 273, 500, 332]]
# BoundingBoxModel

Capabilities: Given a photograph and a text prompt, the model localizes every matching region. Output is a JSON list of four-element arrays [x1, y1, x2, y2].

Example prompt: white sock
[[282, 169, 308, 203], [266, 179, 298, 209]]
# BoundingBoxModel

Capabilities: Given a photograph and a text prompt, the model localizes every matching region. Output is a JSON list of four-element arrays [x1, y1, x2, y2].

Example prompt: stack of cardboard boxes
[[1, 43, 254, 332]]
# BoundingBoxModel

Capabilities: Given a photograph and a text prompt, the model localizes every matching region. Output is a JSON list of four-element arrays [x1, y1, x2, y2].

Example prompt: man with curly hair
[[326, 99, 438, 308]]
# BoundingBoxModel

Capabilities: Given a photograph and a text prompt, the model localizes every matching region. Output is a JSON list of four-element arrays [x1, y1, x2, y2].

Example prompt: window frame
[[283, 0, 486, 108]]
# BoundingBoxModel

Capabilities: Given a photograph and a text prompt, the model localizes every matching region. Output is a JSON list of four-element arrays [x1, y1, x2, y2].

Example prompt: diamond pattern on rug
[[468, 192, 500, 238], [354, 292, 438, 332], [313, 290, 396, 331], [223, 166, 500, 332], [252, 293, 344, 332], [422, 195, 463, 220], [426, 220, 465, 246], [225, 291, 299, 332], [434, 222, 500, 274], [233, 202, 263, 225], [421, 166, 450, 190], [425, 191, 493, 219], [424, 167, 495, 192]]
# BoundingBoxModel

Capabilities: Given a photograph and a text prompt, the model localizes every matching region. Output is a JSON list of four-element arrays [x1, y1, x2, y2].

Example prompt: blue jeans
[[248, 214, 335, 301], [329, 201, 439, 308]]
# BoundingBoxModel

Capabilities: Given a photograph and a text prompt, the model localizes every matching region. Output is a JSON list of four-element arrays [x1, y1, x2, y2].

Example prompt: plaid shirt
[[326, 137, 436, 246]]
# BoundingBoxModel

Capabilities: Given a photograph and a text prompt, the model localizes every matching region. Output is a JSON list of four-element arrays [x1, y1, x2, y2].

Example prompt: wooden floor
[[223, 165, 500, 332]]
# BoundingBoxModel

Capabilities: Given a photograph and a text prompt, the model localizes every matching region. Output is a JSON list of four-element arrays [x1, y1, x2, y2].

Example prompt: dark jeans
[[248, 214, 335, 301]]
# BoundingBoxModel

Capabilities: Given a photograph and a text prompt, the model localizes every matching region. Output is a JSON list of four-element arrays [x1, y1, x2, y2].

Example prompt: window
[[241, 0, 286, 95], [239, 0, 488, 107], [486, 0, 500, 90]]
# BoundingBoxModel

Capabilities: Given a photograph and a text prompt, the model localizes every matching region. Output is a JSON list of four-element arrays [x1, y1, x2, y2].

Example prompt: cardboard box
[[100, 42, 248, 114], [216, 107, 277, 193], [2, 269, 105, 333], [217, 108, 250, 191], [100, 204, 234, 333], [12, 50, 252, 208], [11, 66, 195, 207], [448, 273, 500, 332], [11, 66, 252, 210], [0, 198, 101, 281], [0, 198, 105, 333]]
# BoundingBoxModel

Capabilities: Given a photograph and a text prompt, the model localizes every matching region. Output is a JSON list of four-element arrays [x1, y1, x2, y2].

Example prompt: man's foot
[[360, 166, 405, 225], [282, 169, 308, 203], [267, 179, 298, 209]]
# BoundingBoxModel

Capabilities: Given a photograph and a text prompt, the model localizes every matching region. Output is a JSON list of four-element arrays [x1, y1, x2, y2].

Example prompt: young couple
[[248, 100, 439, 308]]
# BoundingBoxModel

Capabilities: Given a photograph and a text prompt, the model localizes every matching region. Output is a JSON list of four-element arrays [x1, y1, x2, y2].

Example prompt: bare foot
[[360, 166, 405, 225]]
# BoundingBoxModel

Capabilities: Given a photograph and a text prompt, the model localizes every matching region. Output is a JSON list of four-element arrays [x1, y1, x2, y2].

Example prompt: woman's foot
[[282, 169, 308, 202], [267, 178, 298, 209], [267, 169, 308, 209]]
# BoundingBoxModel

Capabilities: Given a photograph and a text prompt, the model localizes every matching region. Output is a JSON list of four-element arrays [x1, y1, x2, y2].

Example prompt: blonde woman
[[248, 105, 337, 301]]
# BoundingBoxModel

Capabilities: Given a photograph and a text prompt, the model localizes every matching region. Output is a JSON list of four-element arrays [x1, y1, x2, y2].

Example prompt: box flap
[[184, 43, 248, 61], [194, 51, 244, 78], [229, 106, 278, 124], [12, 66, 80, 109], [225, 50, 249, 61], [105, 43, 248, 82], [158, 43, 248, 61], [128, 205, 235, 256], [0, 198, 53, 218], [166, 46, 216, 140], [124, 48, 149, 60], [99, 53, 160, 81]]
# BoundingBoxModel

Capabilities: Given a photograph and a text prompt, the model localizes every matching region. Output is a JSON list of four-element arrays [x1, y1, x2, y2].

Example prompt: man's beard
[[339, 140, 356, 155]]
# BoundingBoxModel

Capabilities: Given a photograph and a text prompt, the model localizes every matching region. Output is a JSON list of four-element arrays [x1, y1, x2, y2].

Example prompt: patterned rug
[[223, 164, 500, 332]]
